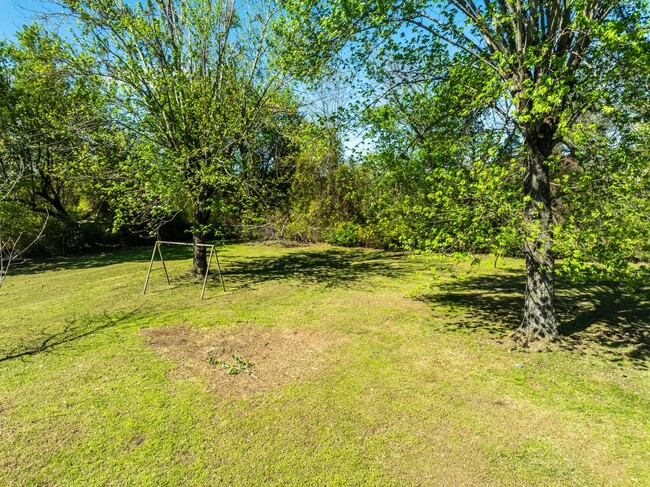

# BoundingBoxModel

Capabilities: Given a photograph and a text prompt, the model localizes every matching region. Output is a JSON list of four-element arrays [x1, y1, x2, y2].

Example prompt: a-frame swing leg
[[143, 241, 158, 294], [157, 242, 171, 285], [200, 246, 215, 300], [214, 249, 226, 292]]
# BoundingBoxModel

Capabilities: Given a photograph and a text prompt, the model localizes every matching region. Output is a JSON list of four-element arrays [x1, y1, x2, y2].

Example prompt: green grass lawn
[[1, 242, 648, 486]]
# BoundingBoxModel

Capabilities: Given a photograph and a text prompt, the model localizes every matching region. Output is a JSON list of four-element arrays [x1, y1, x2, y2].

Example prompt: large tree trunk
[[513, 121, 559, 345], [192, 187, 211, 277]]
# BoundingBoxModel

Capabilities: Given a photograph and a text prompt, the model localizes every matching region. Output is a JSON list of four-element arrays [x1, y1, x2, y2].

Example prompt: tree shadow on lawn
[[218, 248, 412, 290], [12, 247, 159, 276], [417, 271, 650, 367], [13, 245, 411, 292], [0, 309, 142, 363]]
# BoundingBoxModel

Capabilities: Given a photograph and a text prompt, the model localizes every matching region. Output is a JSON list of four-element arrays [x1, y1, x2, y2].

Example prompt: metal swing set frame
[[142, 240, 225, 300]]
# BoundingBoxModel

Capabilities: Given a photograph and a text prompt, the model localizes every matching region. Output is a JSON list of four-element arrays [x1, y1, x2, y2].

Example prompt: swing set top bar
[[155, 241, 215, 248]]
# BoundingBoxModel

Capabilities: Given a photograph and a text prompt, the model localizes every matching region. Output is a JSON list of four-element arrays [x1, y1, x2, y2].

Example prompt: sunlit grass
[[1, 243, 648, 485]]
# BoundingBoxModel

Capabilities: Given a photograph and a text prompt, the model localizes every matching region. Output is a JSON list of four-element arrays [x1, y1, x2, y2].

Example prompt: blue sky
[[0, 0, 44, 40]]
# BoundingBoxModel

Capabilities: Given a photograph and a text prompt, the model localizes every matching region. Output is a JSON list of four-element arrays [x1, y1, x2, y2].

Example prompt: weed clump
[[208, 354, 256, 377]]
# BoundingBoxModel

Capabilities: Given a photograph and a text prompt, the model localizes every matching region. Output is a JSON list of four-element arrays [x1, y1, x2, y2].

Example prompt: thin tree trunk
[[192, 232, 208, 277], [192, 187, 211, 277], [513, 122, 559, 345]]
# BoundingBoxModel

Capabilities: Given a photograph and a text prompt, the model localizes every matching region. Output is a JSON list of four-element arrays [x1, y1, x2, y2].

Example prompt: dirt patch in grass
[[142, 325, 343, 400]]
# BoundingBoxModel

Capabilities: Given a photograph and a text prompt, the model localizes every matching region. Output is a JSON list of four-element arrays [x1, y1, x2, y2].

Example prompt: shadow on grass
[[12, 245, 193, 276], [13, 245, 410, 293], [218, 248, 411, 290], [417, 271, 650, 367], [0, 310, 141, 363]]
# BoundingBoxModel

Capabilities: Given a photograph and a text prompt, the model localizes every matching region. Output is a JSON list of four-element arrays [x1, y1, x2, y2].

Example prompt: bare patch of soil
[[141, 324, 343, 399]]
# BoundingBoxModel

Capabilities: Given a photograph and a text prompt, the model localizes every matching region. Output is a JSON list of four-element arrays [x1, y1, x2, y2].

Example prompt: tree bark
[[513, 121, 559, 345], [192, 232, 208, 277], [192, 186, 211, 277]]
